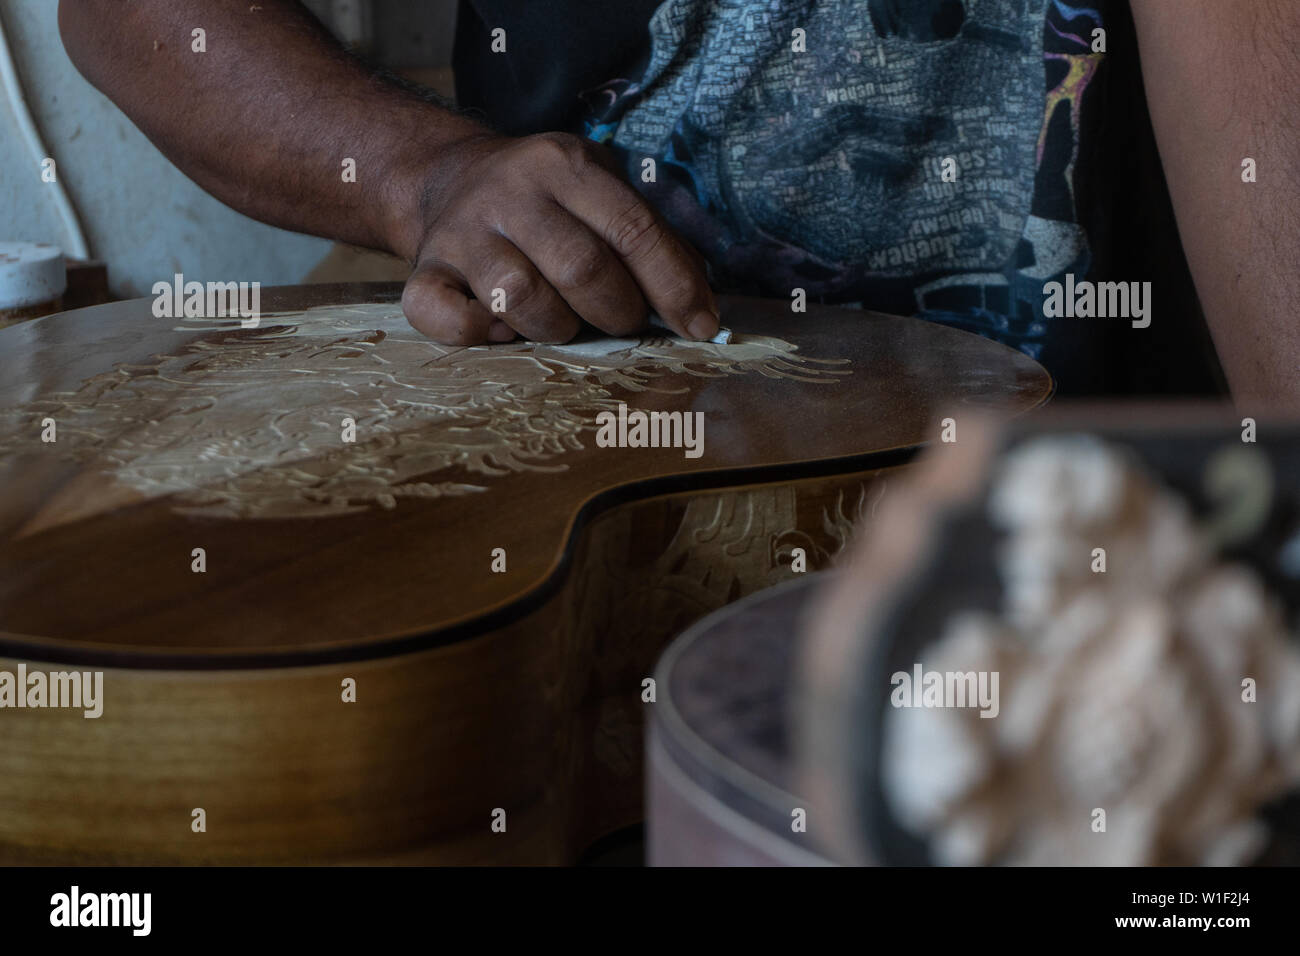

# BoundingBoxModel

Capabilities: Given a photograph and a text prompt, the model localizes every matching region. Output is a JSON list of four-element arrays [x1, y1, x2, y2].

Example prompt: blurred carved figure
[[885, 437, 1300, 865]]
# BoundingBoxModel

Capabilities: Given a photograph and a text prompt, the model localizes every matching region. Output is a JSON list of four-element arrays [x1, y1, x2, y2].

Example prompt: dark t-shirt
[[455, 0, 1223, 398]]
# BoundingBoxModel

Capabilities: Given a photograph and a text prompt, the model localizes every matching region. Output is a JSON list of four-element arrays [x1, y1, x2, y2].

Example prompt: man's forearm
[[1132, 0, 1300, 411], [58, 0, 488, 261]]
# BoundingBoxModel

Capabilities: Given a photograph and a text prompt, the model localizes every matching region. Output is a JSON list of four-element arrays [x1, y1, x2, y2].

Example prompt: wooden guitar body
[[0, 284, 1049, 863]]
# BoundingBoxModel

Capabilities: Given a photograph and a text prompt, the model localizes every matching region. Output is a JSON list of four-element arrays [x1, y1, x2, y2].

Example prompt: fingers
[[545, 146, 719, 340], [507, 199, 649, 336], [401, 260, 517, 345], [402, 132, 719, 346], [457, 233, 584, 344]]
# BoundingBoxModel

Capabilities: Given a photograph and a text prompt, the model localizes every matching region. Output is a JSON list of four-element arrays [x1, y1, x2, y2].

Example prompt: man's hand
[[394, 132, 719, 345], [58, 0, 717, 347]]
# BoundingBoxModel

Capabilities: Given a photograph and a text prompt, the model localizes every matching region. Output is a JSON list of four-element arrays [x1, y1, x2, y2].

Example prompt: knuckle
[[402, 278, 482, 346], [555, 244, 608, 290], [493, 269, 539, 310], [528, 132, 592, 178], [401, 275, 443, 324], [658, 277, 704, 315], [400, 281, 427, 317], [402, 262, 442, 298], [608, 201, 664, 260]]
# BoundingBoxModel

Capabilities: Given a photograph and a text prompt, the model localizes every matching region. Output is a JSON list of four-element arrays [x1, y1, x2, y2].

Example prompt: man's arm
[[1132, 0, 1300, 411], [58, 0, 718, 344]]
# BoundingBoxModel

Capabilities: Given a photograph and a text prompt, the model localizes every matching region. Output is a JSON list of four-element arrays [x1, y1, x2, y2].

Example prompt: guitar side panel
[[0, 468, 892, 864]]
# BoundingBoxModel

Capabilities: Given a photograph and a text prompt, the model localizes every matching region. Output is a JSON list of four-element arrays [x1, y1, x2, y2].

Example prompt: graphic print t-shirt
[[454, 0, 1220, 397]]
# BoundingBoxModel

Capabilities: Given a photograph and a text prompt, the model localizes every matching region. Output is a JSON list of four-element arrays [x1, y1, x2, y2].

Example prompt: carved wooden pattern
[[0, 303, 847, 523], [0, 285, 1050, 863]]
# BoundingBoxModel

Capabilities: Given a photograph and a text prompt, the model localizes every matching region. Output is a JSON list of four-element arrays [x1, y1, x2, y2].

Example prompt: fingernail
[[686, 310, 719, 341]]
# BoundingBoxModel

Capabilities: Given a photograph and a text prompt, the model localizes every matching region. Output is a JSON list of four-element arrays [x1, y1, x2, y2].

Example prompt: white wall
[[0, 0, 330, 299]]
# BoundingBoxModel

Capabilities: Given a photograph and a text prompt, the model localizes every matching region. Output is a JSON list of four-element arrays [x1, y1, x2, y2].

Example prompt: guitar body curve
[[0, 285, 1049, 863]]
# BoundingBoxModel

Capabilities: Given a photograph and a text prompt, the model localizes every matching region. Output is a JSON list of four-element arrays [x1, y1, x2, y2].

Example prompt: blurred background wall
[[0, 0, 458, 300]]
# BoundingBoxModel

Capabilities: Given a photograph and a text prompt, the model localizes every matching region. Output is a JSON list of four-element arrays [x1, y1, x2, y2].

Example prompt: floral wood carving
[[0, 303, 849, 519]]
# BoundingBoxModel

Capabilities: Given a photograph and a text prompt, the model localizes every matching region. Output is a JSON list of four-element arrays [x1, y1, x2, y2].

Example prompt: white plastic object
[[0, 241, 66, 310]]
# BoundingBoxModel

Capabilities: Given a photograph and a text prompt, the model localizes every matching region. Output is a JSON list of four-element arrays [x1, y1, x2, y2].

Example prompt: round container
[[0, 241, 66, 327]]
